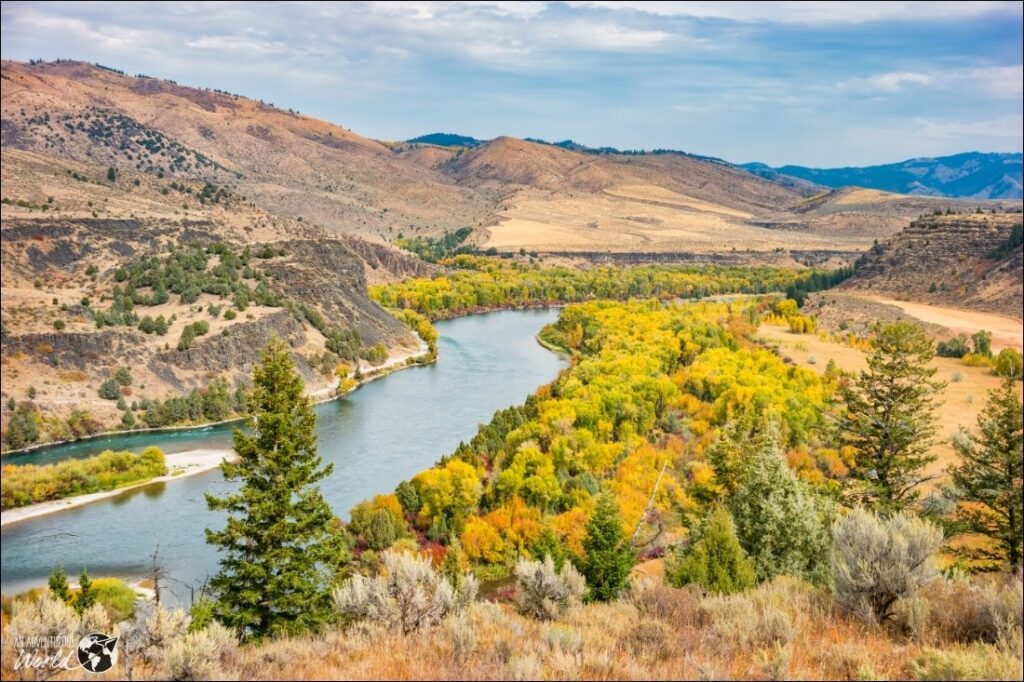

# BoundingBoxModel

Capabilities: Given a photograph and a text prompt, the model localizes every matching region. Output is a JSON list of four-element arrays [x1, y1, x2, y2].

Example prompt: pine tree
[[206, 338, 344, 640], [839, 321, 944, 512], [948, 377, 1024, 569], [729, 421, 833, 584], [48, 566, 71, 604], [578, 491, 634, 602], [666, 506, 755, 595], [75, 569, 95, 614]]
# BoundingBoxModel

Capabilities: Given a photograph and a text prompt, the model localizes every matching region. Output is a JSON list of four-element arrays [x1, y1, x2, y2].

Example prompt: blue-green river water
[[1, 308, 564, 600]]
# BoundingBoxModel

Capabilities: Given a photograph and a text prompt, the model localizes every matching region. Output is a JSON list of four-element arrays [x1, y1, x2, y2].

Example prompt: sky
[[1, 1, 1021, 166]]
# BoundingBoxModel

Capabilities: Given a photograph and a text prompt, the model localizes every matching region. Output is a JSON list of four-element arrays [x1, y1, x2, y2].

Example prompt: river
[[0, 308, 565, 600]]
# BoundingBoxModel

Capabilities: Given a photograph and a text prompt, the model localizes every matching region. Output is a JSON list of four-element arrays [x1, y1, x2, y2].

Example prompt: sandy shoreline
[[0, 448, 235, 527]]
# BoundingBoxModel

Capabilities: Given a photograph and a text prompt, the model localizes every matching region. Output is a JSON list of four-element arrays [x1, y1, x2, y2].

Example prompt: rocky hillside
[[839, 212, 1023, 317], [0, 146, 432, 449], [744, 152, 1024, 200]]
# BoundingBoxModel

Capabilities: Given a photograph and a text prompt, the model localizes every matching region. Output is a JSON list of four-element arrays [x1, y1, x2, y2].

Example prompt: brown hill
[[444, 138, 1019, 259], [5, 60, 1019, 261], [445, 136, 803, 212], [1, 60, 491, 241], [839, 212, 1023, 318]]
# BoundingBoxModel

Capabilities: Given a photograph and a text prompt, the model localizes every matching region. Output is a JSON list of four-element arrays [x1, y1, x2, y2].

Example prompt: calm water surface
[[1, 308, 564, 600]]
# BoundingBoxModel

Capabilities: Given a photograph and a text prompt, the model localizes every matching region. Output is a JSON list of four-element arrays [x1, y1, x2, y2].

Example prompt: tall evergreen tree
[[948, 377, 1024, 569], [706, 410, 758, 497], [578, 491, 634, 602], [839, 321, 944, 512], [206, 338, 344, 640]]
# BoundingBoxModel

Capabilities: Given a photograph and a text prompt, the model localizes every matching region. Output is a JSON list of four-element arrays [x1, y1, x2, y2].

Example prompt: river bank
[[0, 448, 235, 528], [1, 336, 431, 458]]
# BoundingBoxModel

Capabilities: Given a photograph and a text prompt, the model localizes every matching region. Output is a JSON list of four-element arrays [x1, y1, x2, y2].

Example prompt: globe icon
[[77, 632, 118, 673]]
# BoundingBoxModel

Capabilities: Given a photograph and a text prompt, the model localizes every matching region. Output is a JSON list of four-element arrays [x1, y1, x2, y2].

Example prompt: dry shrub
[[543, 624, 583, 655], [757, 642, 793, 681], [627, 578, 702, 625], [159, 621, 238, 681], [514, 556, 586, 621], [911, 574, 1023, 647], [4, 594, 110, 675], [333, 550, 477, 633], [832, 509, 943, 623], [617, 620, 672, 660], [701, 588, 794, 652], [818, 643, 882, 681], [120, 604, 190, 674], [911, 643, 1023, 681], [506, 652, 542, 681], [444, 614, 477, 664]]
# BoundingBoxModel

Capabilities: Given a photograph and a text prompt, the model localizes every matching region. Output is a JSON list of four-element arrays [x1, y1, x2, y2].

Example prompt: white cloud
[[914, 114, 1024, 139], [547, 21, 671, 50], [841, 65, 1023, 97], [568, 1, 1022, 24], [841, 71, 935, 93], [185, 35, 290, 55]]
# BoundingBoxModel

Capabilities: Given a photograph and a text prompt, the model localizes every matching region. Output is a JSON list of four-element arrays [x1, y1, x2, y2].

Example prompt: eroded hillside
[[838, 212, 1023, 318]]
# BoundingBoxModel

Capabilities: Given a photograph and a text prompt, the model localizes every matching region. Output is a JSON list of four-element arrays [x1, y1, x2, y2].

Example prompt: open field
[[483, 186, 872, 255], [759, 324, 1021, 484]]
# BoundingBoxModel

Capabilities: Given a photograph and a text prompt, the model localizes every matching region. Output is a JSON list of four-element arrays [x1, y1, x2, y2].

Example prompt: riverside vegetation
[[2, 261, 1022, 681], [1, 446, 166, 509]]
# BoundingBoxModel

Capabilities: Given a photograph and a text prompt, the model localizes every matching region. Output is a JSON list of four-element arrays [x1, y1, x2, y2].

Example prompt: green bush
[[937, 335, 970, 358], [114, 367, 133, 386], [993, 348, 1023, 380], [90, 578, 138, 622], [730, 422, 833, 584], [98, 378, 121, 400]]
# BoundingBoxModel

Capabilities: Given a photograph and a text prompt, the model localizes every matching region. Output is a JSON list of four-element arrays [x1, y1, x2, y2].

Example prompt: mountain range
[[407, 133, 1022, 200], [742, 152, 1023, 200]]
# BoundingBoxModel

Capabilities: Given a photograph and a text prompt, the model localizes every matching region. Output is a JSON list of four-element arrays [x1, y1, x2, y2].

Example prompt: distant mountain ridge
[[408, 133, 731, 164], [742, 152, 1023, 199], [406, 132, 485, 147]]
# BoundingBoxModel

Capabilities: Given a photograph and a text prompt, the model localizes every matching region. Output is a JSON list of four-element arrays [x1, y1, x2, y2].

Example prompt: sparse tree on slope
[[206, 337, 344, 640], [948, 377, 1024, 569], [839, 321, 944, 512]]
